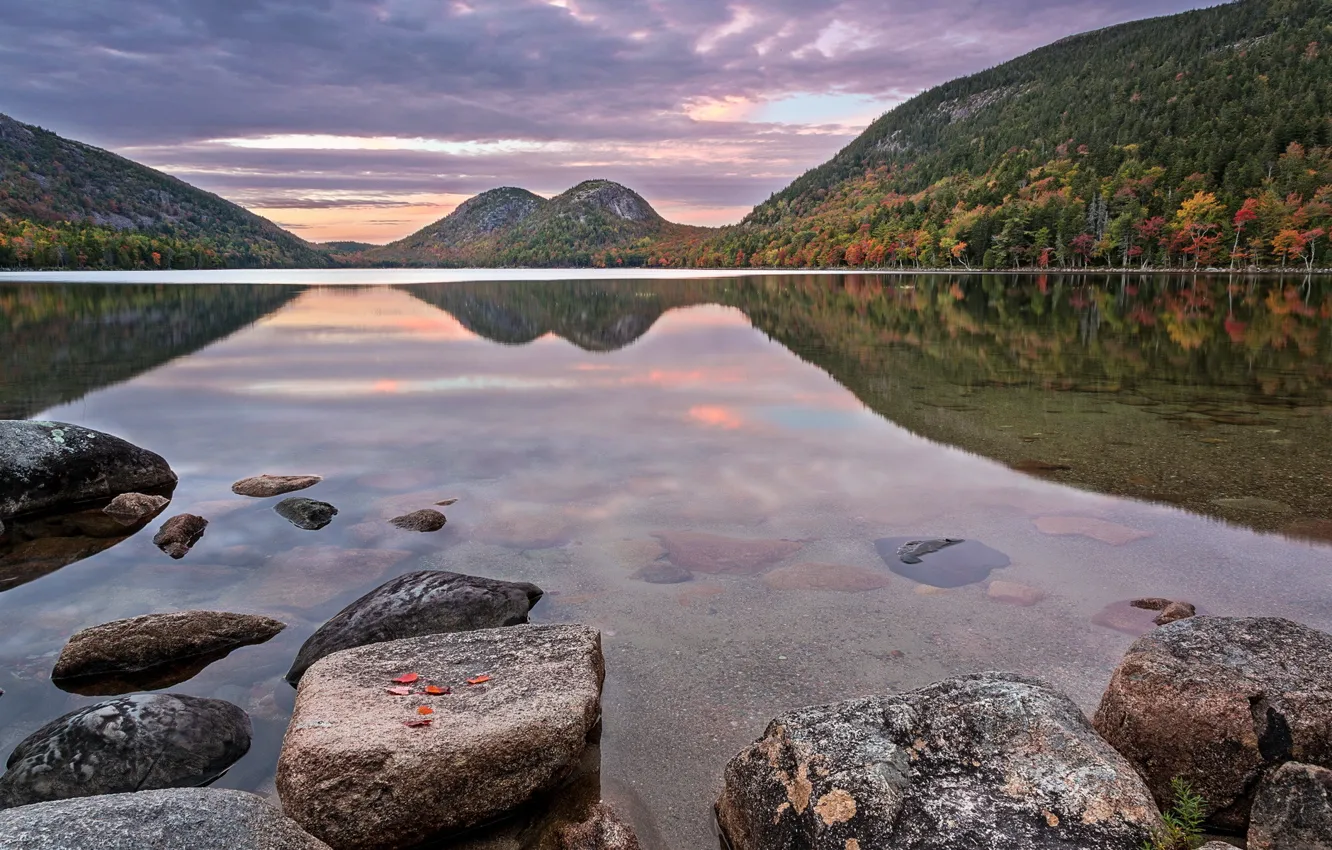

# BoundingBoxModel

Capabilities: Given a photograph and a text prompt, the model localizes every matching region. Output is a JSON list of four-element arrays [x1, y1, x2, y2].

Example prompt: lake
[[2, 271, 1330, 849]]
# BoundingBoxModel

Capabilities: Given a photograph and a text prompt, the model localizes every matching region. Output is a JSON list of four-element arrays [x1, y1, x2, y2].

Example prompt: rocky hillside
[[678, 0, 1332, 270], [364, 180, 710, 267], [366, 187, 547, 266], [0, 112, 330, 269]]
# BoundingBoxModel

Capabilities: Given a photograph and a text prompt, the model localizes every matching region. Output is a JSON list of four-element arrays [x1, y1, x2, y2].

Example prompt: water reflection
[[0, 274, 1328, 850]]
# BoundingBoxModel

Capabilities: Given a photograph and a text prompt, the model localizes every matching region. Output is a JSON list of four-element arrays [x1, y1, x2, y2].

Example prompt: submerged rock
[[476, 514, 575, 549], [1093, 617, 1332, 831], [153, 514, 208, 559], [653, 531, 803, 576], [987, 580, 1048, 606], [1, 503, 148, 593], [631, 561, 693, 584], [0, 694, 251, 809], [285, 570, 543, 683], [1091, 598, 1201, 636], [231, 474, 322, 498], [389, 509, 448, 532], [275, 498, 338, 531], [277, 624, 604, 849], [716, 672, 1161, 850], [1248, 762, 1332, 850], [0, 788, 332, 850], [1033, 516, 1152, 546], [52, 611, 286, 690], [874, 536, 1010, 588], [102, 492, 170, 526], [0, 421, 177, 518]]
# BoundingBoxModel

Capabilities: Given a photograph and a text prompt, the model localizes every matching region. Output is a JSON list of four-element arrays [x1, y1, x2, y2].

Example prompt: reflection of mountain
[[405, 274, 1332, 535], [0, 284, 300, 418], [403, 280, 719, 352], [723, 274, 1332, 536]]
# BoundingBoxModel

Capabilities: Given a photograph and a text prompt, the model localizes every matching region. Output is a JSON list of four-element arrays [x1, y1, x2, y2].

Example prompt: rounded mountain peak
[[556, 180, 660, 223]]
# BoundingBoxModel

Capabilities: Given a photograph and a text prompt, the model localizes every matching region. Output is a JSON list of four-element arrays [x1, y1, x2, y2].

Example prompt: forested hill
[[361, 180, 711, 267], [676, 0, 1332, 271], [0, 113, 331, 270]]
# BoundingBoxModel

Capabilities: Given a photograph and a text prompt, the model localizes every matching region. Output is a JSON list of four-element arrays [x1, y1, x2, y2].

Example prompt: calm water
[[2, 272, 1330, 849]]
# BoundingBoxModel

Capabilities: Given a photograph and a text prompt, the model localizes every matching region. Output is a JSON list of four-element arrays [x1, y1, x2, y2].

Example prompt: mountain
[[681, 0, 1332, 271], [0, 112, 331, 270], [365, 180, 711, 267]]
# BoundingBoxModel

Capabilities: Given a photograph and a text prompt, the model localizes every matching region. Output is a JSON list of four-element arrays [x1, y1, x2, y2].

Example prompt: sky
[[1, 0, 1220, 243]]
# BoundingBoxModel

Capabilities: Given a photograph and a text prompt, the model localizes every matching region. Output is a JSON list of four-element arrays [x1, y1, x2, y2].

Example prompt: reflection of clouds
[[688, 405, 746, 430]]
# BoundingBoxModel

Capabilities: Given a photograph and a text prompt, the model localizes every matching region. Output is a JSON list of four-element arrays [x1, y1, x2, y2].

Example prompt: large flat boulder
[[52, 611, 286, 690], [0, 421, 176, 518], [1248, 761, 1332, 850], [285, 570, 543, 683], [0, 694, 251, 809], [717, 672, 1161, 850], [1093, 617, 1332, 831], [277, 624, 604, 850], [0, 788, 331, 849]]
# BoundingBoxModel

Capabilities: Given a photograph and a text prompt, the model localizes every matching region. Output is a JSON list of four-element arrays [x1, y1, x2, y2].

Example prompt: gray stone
[[0, 694, 251, 809], [277, 624, 604, 849], [717, 672, 1161, 850], [1094, 617, 1332, 831], [153, 514, 208, 559], [53, 611, 286, 688], [874, 536, 1011, 588], [0, 421, 176, 518], [102, 493, 170, 526], [275, 498, 338, 531], [1248, 762, 1332, 850], [0, 788, 331, 849], [285, 570, 543, 683], [389, 509, 448, 532], [232, 475, 323, 498]]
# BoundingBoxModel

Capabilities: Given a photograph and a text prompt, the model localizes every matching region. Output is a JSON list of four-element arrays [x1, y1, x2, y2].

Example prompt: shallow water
[[1, 272, 1330, 849]]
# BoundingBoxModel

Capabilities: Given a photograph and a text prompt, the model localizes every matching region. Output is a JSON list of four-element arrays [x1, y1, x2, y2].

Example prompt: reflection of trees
[[402, 279, 728, 352], [0, 284, 301, 419], [725, 274, 1332, 404]]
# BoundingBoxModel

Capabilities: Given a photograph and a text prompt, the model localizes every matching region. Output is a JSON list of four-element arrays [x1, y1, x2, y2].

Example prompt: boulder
[[52, 611, 286, 689], [0, 694, 251, 809], [277, 624, 604, 849], [1093, 617, 1332, 831], [275, 498, 338, 531], [232, 475, 323, 498], [716, 672, 1161, 850], [0, 788, 331, 849], [0, 421, 177, 518], [285, 570, 543, 683], [389, 509, 447, 532], [1248, 762, 1332, 850], [153, 514, 208, 559], [102, 493, 170, 526]]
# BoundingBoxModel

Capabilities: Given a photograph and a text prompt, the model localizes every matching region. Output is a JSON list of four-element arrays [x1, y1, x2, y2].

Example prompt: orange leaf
[[467, 675, 491, 686], [385, 686, 412, 696], [425, 685, 449, 695], [417, 706, 434, 716], [392, 673, 420, 684]]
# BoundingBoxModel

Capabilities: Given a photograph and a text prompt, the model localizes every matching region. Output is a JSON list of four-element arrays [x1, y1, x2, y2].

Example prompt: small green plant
[[1142, 778, 1207, 850]]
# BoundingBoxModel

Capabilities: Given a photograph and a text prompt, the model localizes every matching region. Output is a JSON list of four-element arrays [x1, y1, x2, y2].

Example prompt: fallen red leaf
[[424, 685, 449, 695], [403, 718, 433, 728], [392, 673, 420, 684], [417, 706, 434, 716], [467, 675, 491, 686], [385, 686, 412, 696]]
